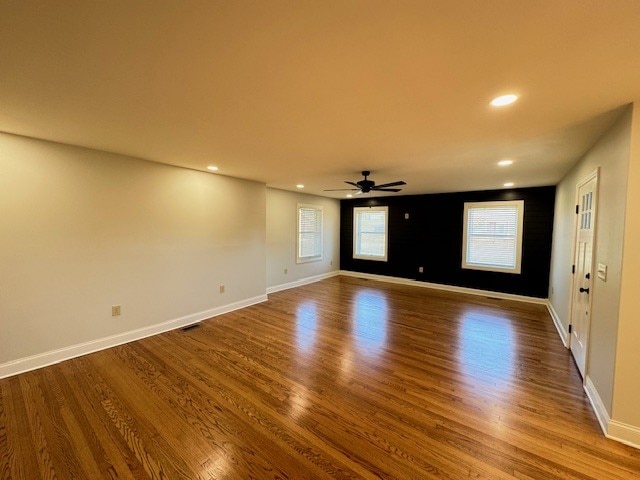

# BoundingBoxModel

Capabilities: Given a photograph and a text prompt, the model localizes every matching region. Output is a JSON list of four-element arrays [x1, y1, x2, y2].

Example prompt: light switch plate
[[597, 263, 607, 281]]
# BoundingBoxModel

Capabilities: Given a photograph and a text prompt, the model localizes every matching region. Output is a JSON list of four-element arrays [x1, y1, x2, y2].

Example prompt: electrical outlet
[[284, 268, 288, 274], [219, 285, 225, 294], [418, 266, 424, 273], [112, 305, 121, 316], [330, 261, 333, 266], [405, 213, 410, 220]]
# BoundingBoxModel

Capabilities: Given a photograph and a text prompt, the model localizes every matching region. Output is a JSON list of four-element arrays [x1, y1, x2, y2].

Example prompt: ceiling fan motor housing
[[357, 180, 375, 192]]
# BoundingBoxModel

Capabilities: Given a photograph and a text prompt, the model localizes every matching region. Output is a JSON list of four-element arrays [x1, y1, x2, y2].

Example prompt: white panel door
[[570, 172, 598, 378]]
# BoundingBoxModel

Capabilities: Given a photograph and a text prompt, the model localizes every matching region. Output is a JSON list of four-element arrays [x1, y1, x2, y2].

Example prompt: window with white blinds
[[462, 200, 524, 274], [353, 206, 388, 261], [297, 204, 323, 263]]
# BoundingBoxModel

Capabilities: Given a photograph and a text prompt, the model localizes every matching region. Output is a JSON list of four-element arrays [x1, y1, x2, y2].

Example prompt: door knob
[[585, 272, 591, 279], [579, 287, 590, 294]]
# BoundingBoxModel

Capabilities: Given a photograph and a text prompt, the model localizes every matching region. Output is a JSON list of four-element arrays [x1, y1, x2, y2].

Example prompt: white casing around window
[[461, 200, 524, 274], [353, 206, 388, 262]]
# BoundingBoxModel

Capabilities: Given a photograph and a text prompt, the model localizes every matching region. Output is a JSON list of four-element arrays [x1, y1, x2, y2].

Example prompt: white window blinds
[[297, 205, 322, 263], [353, 206, 388, 261], [462, 201, 524, 274]]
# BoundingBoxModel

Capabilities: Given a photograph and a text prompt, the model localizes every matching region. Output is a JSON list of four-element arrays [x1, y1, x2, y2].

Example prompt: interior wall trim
[[339, 270, 548, 305], [267, 270, 340, 294], [608, 420, 640, 450], [584, 375, 611, 437], [0, 294, 268, 380], [546, 300, 569, 347], [583, 375, 639, 449]]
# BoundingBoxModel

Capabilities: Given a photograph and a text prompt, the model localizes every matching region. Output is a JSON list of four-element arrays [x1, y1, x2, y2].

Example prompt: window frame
[[296, 203, 323, 264], [461, 200, 524, 274], [353, 206, 389, 262]]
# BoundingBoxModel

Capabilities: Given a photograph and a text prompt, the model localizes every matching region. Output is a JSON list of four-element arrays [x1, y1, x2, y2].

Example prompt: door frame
[[567, 168, 599, 380]]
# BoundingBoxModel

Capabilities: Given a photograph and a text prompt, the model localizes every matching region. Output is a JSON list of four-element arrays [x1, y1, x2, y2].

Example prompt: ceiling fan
[[324, 170, 406, 194]]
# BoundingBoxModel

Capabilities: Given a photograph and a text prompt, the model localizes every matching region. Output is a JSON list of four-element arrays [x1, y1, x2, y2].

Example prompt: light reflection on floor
[[458, 311, 515, 389], [352, 289, 388, 356], [287, 384, 310, 421], [200, 451, 231, 478], [295, 301, 317, 353]]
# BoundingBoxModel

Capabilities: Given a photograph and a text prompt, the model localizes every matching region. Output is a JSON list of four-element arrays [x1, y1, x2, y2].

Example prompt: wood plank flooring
[[2, 276, 639, 479]]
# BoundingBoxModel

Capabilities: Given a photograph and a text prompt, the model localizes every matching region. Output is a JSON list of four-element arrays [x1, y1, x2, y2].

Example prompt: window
[[297, 204, 323, 263], [462, 200, 524, 274], [353, 206, 388, 261]]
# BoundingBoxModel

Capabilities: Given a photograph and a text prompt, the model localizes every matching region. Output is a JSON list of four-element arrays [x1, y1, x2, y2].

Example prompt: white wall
[[266, 188, 339, 290], [612, 101, 640, 436], [0, 133, 266, 370], [548, 107, 631, 413], [548, 103, 640, 447]]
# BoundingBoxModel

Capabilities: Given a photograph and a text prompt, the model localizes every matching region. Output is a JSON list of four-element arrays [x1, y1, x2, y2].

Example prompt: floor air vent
[[181, 324, 200, 332]]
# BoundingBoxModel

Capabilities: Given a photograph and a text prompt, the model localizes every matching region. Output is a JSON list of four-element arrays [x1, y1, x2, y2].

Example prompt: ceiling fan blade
[[345, 181, 360, 187], [374, 180, 406, 188], [323, 188, 360, 191], [372, 188, 402, 192]]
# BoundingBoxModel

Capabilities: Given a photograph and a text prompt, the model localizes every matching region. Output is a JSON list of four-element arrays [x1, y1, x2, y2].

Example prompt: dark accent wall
[[340, 186, 556, 298]]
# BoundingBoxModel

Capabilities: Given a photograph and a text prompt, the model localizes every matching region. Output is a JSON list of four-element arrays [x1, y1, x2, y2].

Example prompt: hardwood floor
[[2, 276, 639, 479]]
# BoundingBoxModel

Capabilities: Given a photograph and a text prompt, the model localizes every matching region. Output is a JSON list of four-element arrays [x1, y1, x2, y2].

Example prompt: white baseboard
[[267, 270, 340, 294], [584, 375, 611, 436], [546, 301, 569, 348], [584, 376, 640, 450], [608, 420, 640, 449], [0, 294, 268, 379], [339, 270, 548, 305]]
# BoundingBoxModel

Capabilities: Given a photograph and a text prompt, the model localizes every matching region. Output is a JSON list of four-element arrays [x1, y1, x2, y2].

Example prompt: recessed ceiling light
[[498, 159, 514, 166], [206, 165, 219, 172], [490, 94, 518, 107], [296, 184, 304, 189], [503, 182, 514, 187], [346, 194, 353, 198]]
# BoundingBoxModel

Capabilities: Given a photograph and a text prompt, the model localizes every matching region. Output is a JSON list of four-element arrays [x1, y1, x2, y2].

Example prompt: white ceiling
[[1, 1, 640, 198]]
